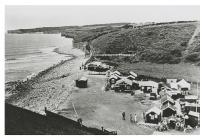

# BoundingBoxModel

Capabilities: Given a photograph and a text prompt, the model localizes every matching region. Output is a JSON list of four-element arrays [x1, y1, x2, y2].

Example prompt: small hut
[[86, 61, 110, 72], [138, 81, 158, 94], [185, 111, 200, 128], [161, 103, 176, 117], [76, 77, 88, 88], [145, 107, 162, 124], [114, 78, 132, 92]]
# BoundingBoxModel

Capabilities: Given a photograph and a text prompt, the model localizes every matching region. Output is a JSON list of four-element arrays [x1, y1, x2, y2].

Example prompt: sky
[[5, 5, 200, 30]]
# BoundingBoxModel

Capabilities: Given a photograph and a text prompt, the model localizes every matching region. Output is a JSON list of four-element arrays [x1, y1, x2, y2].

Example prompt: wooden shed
[[145, 107, 162, 124], [114, 78, 133, 92], [138, 81, 158, 94], [76, 77, 88, 88], [161, 103, 176, 117], [185, 111, 200, 128]]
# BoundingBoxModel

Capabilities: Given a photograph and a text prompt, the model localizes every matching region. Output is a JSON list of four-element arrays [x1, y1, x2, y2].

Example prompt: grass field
[[116, 62, 199, 83]]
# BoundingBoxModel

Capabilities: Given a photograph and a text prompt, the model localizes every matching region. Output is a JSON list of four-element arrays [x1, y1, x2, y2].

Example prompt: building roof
[[109, 75, 119, 80], [115, 78, 132, 86], [145, 106, 161, 115], [127, 75, 136, 79], [87, 61, 109, 69], [113, 71, 121, 76], [165, 87, 181, 96], [161, 103, 176, 111], [161, 95, 175, 104], [138, 81, 158, 88], [111, 73, 121, 78], [185, 102, 200, 107], [169, 83, 178, 90], [132, 80, 138, 84], [177, 79, 191, 89], [79, 77, 88, 81], [129, 71, 138, 77], [90, 61, 102, 66], [188, 111, 200, 118], [185, 95, 198, 100]]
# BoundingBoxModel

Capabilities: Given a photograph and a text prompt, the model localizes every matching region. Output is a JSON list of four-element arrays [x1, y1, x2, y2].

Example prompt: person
[[134, 114, 137, 123], [122, 112, 126, 120], [130, 114, 133, 123], [77, 118, 83, 127]]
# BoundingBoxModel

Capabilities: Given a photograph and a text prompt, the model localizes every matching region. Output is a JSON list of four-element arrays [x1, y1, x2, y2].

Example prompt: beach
[[5, 34, 87, 112]]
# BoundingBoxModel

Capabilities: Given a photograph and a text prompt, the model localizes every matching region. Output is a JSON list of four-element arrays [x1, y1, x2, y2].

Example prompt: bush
[[170, 49, 182, 57], [185, 52, 200, 62]]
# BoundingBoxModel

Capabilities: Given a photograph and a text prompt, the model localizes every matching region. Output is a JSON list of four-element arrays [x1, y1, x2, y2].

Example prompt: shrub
[[185, 52, 200, 62]]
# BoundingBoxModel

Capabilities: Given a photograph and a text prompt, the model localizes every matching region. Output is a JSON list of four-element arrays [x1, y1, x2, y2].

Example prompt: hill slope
[[92, 21, 200, 64]]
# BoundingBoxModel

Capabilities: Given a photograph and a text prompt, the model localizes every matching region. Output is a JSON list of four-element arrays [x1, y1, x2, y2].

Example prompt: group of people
[[122, 112, 138, 123]]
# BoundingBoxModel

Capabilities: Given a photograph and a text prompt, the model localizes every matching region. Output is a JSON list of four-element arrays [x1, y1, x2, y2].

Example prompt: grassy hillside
[[92, 21, 200, 64], [61, 26, 121, 43]]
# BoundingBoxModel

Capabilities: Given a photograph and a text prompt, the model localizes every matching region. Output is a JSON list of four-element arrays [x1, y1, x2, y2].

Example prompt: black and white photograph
[[2, 1, 202, 136]]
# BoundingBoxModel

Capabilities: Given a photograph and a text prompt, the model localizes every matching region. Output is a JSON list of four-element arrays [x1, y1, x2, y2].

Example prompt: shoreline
[[5, 40, 86, 103], [5, 47, 76, 84]]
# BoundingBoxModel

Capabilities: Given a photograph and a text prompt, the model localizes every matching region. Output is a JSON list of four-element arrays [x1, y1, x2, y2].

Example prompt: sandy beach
[[5, 41, 88, 113]]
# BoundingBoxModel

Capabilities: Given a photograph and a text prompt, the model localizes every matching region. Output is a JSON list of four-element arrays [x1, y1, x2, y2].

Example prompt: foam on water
[[5, 33, 73, 82]]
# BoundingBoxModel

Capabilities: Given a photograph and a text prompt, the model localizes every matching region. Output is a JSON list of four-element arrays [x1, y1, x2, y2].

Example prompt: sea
[[5, 33, 73, 83]]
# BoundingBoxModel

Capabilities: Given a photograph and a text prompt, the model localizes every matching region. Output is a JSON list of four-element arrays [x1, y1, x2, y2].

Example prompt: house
[[76, 77, 88, 88], [161, 103, 176, 117], [114, 78, 133, 92], [86, 61, 110, 72], [161, 95, 175, 106], [145, 107, 162, 124], [138, 81, 159, 94], [177, 79, 191, 90], [185, 111, 200, 128], [167, 79, 177, 84], [109, 75, 121, 84]]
